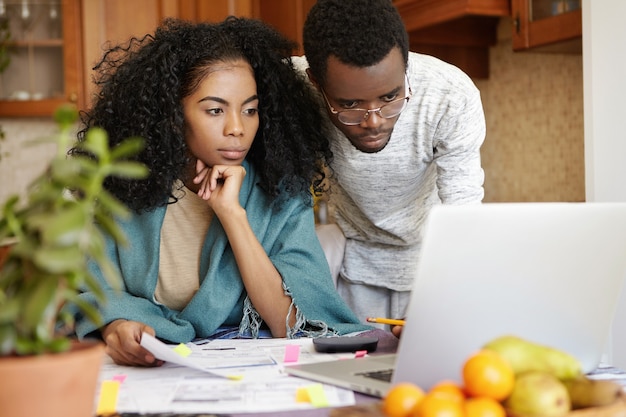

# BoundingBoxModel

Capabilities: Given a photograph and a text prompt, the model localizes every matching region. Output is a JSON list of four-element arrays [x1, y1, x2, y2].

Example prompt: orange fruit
[[464, 397, 506, 417], [462, 349, 514, 401], [414, 391, 464, 417], [429, 381, 466, 403], [383, 382, 426, 417]]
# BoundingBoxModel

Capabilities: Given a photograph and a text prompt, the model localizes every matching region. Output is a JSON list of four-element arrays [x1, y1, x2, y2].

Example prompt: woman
[[72, 17, 370, 367]]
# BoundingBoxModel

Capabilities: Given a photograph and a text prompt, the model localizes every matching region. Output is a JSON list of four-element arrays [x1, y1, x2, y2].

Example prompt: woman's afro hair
[[72, 17, 331, 212]]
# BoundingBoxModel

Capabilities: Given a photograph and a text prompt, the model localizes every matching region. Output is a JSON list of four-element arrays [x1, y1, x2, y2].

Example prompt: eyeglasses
[[320, 76, 412, 126]]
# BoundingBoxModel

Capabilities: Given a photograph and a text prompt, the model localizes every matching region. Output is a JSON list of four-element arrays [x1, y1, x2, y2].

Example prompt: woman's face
[[183, 59, 259, 168]]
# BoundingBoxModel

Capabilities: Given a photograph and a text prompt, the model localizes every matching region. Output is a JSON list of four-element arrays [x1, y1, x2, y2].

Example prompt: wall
[[581, 0, 626, 370], [0, 118, 58, 204], [583, 0, 626, 202], [0, 16, 586, 206], [476, 17, 584, 203]]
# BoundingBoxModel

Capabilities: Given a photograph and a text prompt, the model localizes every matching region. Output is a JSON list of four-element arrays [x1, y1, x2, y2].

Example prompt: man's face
[[316, 47, 407, 153]]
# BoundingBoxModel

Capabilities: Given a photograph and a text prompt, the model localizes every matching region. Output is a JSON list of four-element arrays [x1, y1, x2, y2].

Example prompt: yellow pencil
[[366, 317, 406, 326]]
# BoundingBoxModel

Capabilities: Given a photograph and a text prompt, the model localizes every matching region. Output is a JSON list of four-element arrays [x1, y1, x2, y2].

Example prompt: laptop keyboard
[[355, 368, 394, 382]]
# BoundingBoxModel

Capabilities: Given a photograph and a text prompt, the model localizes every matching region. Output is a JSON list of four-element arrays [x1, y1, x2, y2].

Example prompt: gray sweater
[[293, 52, 485, 291]]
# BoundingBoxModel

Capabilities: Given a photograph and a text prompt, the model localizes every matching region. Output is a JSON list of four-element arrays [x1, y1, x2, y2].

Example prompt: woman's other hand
[[101, 319, 164, 367]]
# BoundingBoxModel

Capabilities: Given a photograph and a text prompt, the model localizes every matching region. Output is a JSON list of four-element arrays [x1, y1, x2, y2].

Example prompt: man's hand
[[101, 319, 164, 367], [391, 325, 403, 338]]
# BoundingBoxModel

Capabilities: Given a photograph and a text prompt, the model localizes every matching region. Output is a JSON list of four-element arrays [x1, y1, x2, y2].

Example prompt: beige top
[[154, 185, 213, 311]]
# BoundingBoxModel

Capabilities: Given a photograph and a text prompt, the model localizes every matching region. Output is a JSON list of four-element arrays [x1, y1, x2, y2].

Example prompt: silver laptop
[[285, 203, 626, 397]]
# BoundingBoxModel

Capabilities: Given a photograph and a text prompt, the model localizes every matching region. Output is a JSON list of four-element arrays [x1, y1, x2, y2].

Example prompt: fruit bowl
[[329, 393, 626, 417]]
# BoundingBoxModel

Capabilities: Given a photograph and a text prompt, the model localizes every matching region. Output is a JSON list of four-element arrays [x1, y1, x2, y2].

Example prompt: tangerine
[[464, 397, 506, 417], [429, 381, 466, 403], [414, 391, 464, 417], [383, 382, 426, 417], [462, 349, 514, 401]]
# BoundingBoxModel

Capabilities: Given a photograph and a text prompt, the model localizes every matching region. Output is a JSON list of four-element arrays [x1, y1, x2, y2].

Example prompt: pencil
[[366, 317, 406, 326]]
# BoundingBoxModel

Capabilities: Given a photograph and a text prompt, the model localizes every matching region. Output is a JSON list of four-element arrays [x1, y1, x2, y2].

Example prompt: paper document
[[98, 334, 359, 414], [140, 332, 226, 377]]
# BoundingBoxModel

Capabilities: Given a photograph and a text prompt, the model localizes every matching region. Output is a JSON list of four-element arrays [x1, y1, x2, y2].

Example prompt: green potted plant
[[0, 104, 147, 417]]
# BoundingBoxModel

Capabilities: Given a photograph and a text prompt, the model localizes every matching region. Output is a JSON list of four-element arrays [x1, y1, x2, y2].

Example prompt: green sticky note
[[173, 343, 192, 357], [305, 384, 329, 408]]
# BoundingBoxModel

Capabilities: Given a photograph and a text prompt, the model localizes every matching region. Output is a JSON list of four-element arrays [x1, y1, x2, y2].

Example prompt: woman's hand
[[101, 319, 164, 367], [193, 159, 246, 216]]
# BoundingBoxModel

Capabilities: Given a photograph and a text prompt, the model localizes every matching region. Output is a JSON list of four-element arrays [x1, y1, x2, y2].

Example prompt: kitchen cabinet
[[81, 0, 183, 110], [393, 0, 510, 78], [511, 0, 582, 52], [80, 0, 312, 109], [175, 0, 314, 53], [0, 0, 84, 117], [81, 0, 251, 108], [253, 0, 315, 56]]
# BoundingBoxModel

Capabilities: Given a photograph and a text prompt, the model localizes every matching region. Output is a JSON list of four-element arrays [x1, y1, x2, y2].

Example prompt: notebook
[[285, 202, 626, 397]]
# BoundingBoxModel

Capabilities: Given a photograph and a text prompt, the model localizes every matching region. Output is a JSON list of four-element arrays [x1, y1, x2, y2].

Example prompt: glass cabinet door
[[0, 0, 82, 117], [530, 0, 581, 21], [511, 0, 582, 51]]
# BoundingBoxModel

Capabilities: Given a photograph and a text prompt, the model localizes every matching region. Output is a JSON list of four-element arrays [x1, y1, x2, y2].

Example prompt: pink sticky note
[[355, 350, 367, 358], [112, 374, 127, 383], [283, 344, 300, 363]]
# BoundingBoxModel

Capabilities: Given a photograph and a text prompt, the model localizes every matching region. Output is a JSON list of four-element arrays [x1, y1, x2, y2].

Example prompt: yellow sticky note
[[296, 386, 310, 403], [96, 380, 120, 415], [173, 343, 192, 357]]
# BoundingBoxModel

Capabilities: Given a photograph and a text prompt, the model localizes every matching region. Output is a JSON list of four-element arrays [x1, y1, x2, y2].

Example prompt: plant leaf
[[53, 104, 78, 130], [22, 276, 59, 332], [30, 205, 87, 247], [33, 246, 84, 274], [0, 324, 17, 355], [110, 136, 145, 160], [0, 295, 20, 323], [94, 212, 127, 246], [64, 293, 103, 327], [97, 190, 131, 219], [80, 127, 109, 159], [109, 161, 149, 179]]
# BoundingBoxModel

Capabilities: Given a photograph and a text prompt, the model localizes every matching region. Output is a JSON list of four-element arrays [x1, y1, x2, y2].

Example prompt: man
[[292, 0, 485, 327]]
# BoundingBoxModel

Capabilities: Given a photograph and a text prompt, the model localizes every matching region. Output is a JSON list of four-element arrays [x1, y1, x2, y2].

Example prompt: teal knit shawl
[[76, 161, 371, 342]]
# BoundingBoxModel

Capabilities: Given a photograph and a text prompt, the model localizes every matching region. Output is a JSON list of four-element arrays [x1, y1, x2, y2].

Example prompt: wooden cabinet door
[[80, 0, 261, 109], [81, 0, 183, 110], [511, 0, 582, 52], [178, 0, 254, 22], [252, 0, 316, 55], [0, 0, 84, 117]]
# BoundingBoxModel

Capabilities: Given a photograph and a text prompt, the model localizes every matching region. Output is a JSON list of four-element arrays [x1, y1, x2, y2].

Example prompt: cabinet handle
[[68, 92, 78, 103], [514, 13, 520, 34]]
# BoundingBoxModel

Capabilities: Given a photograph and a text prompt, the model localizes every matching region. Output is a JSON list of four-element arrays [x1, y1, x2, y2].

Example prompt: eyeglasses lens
[[337, 97, 408, 125]]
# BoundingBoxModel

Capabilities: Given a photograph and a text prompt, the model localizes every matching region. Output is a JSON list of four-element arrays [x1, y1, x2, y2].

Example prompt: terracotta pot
[[0, 340, 105, 417]]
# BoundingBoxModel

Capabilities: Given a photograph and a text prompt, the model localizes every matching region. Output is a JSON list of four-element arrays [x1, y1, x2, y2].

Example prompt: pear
[[505, 371, 571, 417], [483, 335, 582, 380], [563, 375, 622, 409]]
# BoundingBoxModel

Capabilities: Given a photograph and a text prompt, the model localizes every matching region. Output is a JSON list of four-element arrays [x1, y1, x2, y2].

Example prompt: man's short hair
[[303, 0, 409, 85]]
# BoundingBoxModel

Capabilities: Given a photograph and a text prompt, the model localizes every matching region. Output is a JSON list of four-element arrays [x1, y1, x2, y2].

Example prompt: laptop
[[285, 203, 626, 397]]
